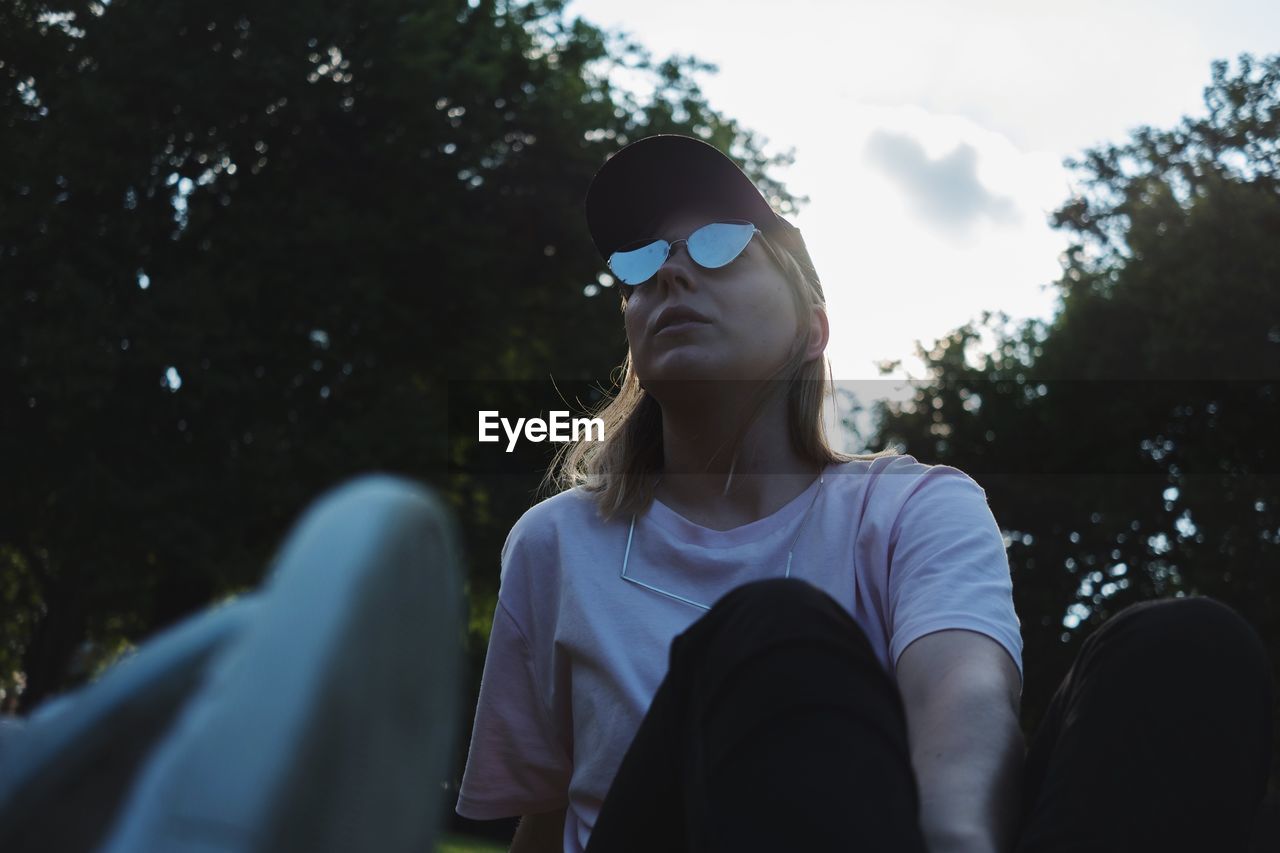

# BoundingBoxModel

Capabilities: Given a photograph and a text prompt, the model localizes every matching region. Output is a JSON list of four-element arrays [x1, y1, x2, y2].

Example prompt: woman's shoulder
[[826, 452, 985, 505], [837, 450, 976, 478], [499, 486, 609, 575], [497, 487, 607, 613], [506, 485, 603, 543]]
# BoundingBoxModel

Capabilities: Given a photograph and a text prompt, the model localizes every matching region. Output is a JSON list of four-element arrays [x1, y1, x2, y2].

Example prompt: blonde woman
[[455, 135, 1273, 853]]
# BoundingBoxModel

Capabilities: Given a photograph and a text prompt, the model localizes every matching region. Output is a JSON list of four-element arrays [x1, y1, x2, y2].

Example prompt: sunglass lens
[[608, 240, 670, 286], [688, 221, 755, 269]]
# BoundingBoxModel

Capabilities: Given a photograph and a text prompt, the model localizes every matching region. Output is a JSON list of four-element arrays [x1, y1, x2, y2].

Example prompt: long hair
[[543, 228, 899, 521]]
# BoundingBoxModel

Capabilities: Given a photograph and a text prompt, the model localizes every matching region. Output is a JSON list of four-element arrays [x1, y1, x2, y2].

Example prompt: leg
[[1015, 595, 1274, 852], [0, 599, 258, 852], [99, 475, 464, 853], [586, 577, 928, 853]]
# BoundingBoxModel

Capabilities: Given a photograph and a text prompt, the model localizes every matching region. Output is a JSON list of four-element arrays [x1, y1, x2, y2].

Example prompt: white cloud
[[774, 103, 1069, 381], [863, 130, 1021, 238]]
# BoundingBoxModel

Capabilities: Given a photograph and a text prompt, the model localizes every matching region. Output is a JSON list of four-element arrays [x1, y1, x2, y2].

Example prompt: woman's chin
[[644, 347, 786, 379], [638, 364, 750, 398], [639, 353, 725, 384]]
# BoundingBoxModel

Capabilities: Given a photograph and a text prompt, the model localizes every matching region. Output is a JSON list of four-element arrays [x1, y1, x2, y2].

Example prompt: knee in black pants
[[668, 577, 876, 680], [1018, 595, 1274, 852], [667, 579, 924, 853], [666, 578, 907, 779], [587, 578, 925, 853], [1082, 595, 1272, 699], [1107, 596, 1273, 771]]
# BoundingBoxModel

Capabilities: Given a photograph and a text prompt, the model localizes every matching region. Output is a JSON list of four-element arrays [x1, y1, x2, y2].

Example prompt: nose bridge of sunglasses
[[647, 238, 693, 278], [666, 237, 693, 265]]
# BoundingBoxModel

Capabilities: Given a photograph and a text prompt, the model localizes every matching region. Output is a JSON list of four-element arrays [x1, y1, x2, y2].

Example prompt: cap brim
[[584, 135, 784, 262]]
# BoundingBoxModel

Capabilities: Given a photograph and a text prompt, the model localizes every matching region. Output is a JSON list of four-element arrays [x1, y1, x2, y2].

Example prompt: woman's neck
[[652, 388, 822, 530]]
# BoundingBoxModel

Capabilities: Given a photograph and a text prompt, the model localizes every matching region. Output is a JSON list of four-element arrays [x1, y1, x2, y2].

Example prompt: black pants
[[584, 578, 1275, 853]]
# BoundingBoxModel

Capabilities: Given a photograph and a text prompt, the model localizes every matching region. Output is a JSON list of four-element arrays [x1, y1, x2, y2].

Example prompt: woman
[[455, 135, 1274, 853]]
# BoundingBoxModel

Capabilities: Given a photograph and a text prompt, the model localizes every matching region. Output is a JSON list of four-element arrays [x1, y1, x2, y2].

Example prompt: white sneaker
[[60, 474, 461, 853]]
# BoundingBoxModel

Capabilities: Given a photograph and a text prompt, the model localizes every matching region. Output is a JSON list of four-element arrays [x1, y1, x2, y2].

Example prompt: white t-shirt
[[455, 454, 1023, 853]]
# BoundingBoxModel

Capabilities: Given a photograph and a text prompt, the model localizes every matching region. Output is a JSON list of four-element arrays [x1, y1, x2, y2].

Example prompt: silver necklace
[[620, 471, 826, 611]]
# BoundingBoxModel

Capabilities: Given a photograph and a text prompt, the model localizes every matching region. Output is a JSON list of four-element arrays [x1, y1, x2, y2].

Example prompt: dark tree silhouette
[[868, 53, 1280, 837], [0, 0, 802, 712]]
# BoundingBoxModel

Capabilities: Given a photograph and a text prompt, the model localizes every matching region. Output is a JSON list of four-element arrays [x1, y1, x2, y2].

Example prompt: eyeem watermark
[[479, 410, 605, 452]]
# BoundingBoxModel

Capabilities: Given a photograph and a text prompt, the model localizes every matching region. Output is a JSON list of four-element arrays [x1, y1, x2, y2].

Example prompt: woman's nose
[[654, 240, 696, 289]]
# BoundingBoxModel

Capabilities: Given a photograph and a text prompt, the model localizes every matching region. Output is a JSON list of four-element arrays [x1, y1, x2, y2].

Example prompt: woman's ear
[[804, 306, 829, 362]]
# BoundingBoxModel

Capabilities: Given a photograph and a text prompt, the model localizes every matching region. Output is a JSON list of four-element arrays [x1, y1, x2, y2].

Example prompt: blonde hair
[[543, 228, 899, 521]]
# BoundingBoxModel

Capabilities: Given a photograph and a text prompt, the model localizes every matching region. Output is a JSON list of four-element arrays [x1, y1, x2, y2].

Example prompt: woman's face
[[622, 212, 813, 386]]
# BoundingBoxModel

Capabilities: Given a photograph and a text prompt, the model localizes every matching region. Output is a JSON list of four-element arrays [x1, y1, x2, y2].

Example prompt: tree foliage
[[869, 53, 1280, 790], [0, 0, 801, 711]]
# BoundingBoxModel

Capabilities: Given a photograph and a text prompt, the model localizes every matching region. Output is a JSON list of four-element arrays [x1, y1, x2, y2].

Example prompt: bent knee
[[675, 578, 872, 664], [1105, 595, 1271, 682], [1116, 595, 1262, 646], [711, 578, 856, 632]]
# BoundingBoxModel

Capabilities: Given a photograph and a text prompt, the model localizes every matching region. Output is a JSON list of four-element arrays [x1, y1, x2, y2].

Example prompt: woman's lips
[[653, 304, 712, 334], [654, 319, 710, 336]]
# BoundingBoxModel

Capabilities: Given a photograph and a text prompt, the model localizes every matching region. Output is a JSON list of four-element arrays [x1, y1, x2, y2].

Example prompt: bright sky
[[565, 0, 1280, 448]]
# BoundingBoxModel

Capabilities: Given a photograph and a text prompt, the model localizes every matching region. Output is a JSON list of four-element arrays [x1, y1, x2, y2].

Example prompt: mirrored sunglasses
[[607, 220, 762, 287]]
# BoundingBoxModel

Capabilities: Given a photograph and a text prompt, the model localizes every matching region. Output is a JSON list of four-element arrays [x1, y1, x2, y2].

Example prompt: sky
[[564, 0, 1280, 448]]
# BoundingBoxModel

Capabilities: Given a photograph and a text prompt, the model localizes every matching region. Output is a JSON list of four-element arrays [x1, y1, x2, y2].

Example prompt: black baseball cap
[[584, 134, 823, 296]]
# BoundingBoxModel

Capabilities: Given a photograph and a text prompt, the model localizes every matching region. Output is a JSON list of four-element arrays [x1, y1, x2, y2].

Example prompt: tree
[[0, 0, 802, 712], [868, 53, 1280, 798]]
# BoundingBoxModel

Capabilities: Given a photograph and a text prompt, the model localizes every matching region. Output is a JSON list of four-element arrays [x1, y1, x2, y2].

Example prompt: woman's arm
[[509, 806, 568, 853], [897, 629, 1025, 853]]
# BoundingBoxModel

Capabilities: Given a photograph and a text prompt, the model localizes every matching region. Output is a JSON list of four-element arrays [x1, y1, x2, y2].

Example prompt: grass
[[436, 833, 508, 853]]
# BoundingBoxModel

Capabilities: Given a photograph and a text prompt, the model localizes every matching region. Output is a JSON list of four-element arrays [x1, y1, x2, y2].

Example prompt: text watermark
[[478, 410, 605, 452]]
